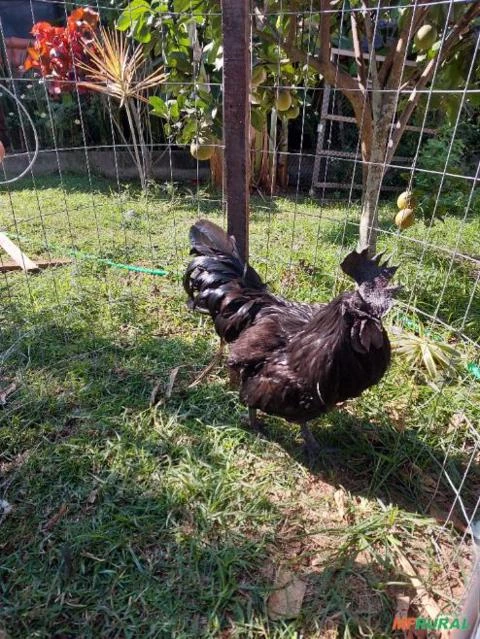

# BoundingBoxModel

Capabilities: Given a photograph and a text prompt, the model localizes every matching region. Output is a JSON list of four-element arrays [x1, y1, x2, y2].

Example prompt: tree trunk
[[277, 117, 289, 189], [209, 145, 223, 191], [358, 157, 384, 254], [358, 95, 397, 254], [268, 107, 278, 195], [250, 124, 271, 191]]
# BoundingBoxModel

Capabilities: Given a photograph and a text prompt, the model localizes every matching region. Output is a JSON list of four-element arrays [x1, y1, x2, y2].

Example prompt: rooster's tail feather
[[189, 219, 241, 259], [184, 220, 267, 339]]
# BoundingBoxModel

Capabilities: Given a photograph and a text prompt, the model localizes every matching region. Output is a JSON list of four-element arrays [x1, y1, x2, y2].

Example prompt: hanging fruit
[[275, 90, 292, 112], [397, 190, 416, 210], [414, 25, 437, 52], [251, 66, 267, 87], [190, 139, 216, 161], [285, 104, 300, 120], [395, 208, 415, 229]]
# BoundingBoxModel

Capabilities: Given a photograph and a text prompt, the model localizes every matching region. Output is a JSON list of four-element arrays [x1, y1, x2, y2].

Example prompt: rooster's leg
[[247, 407, 265, 433], [229, 368, 240, 389], [300, 423, 322, 459], [188, 339, 225, 388]]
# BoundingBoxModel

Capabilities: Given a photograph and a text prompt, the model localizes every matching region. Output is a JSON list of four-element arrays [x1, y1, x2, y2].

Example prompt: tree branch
[[361, 6, 382, 121], [350, 12, 367, 91], [378, 0, 431, 88], [254, 1, 374, 158], [386, 1, 480, 163], [316, 0, 373, 159]]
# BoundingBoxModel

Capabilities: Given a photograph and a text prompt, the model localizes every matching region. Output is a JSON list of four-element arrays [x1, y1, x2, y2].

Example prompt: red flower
[[23, 7, 100, 95]]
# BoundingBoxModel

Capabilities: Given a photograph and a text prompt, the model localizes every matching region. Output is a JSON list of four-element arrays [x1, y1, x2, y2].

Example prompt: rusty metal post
[[222, 0, 251, 261]]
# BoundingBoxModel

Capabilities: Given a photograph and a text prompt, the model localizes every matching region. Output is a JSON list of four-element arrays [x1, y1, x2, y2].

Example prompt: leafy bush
[[405, 126, 479, 221]]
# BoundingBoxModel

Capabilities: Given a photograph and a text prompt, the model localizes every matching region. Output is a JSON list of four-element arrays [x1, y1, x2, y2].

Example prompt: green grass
[[0, 175, 479, 638]]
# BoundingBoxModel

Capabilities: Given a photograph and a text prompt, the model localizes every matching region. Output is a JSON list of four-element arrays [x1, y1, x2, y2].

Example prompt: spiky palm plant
[[78, 28, 166, 189], [392, 320, 463, 381]]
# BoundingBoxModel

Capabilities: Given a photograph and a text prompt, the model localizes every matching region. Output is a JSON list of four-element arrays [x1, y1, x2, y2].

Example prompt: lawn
[[0, 175, 479, 638]]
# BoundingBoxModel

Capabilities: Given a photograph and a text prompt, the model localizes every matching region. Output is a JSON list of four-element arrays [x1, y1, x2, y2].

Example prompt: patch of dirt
[[0, 450, 30, 476], [262, 468, 474, 638]]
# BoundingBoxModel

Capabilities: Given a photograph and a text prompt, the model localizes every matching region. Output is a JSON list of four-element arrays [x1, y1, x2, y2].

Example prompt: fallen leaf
[[395, 550, 442, 623], [42, 503, 68, 532], [447, 412, 465, 433], [150, 380, 163, 406], [267, 567, 307, 620], [333, 488, 347, 519], [87, 488, 99, 504], [150, 367, 180, 406], [395, 593, 410, 617], [0, 383, 17, 406], [321, 616, 341, 639], [165, 367, 180, 399]]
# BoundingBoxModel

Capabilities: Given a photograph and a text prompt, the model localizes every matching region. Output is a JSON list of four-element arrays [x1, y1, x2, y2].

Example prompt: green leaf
[[167, 51, 192, 73], [133, 19, 153, 43], [173, 0, 205, 14], [197, 89, 213, 103], [167, 100, 180, 121], [251, 108, 266, 132], [116, 13, 132, 31], [117, 0, 151, 31], [152, 0, 168, 10], [149, 96, 168, 118], [180, 118, 199, 142]]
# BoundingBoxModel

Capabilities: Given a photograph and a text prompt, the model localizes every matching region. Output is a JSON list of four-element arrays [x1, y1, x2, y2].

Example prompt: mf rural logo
[[392, 616, 469, 632]]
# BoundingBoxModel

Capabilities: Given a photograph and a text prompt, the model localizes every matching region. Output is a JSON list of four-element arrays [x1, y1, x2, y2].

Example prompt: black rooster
[[184, 219, 400, 455]]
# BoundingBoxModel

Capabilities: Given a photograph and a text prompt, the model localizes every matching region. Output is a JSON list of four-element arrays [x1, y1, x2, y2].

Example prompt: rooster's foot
[[300, 423, 322, 461], [244, 407, 266, 434]]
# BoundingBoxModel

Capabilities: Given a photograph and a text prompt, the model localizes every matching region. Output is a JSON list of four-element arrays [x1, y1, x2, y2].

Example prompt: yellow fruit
[[0, 141, 5, 163], [397, 190, 416, 210], [275, 90, 292, 112], [414, 24, 437, 51], [190, 140, 215, 161], [251, 66, 267, 86], [285, 104, 300, 120], [395, 208, 415, 229]]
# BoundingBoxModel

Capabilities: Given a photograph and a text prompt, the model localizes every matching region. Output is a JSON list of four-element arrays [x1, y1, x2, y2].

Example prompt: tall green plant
[[117, 0, 314, 191]]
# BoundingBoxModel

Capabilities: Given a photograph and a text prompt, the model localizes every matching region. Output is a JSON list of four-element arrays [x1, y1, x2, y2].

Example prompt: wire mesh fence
[[0, 0, 479, 636]]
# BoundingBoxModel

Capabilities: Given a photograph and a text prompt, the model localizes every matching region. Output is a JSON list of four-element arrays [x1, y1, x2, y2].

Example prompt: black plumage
[[184, 219, 400, 453]]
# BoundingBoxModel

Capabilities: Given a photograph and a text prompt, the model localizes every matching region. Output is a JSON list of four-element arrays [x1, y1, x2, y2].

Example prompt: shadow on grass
[[6, 174, 222, 206], [169, 381, 479, 526], [5, 173, 117, 196], [0, 314, 477, 637], [320, 217, 394, 248]]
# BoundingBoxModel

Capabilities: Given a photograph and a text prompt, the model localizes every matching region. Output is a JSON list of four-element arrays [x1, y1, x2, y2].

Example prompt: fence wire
[[0, 0, 478, 634]]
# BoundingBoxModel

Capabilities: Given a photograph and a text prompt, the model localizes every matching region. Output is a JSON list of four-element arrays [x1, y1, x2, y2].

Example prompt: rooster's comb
[[341, 248, 399, 287]]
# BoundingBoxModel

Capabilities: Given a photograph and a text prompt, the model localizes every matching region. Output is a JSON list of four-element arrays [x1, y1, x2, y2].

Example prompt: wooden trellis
[[310, 49, 437, 197]]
